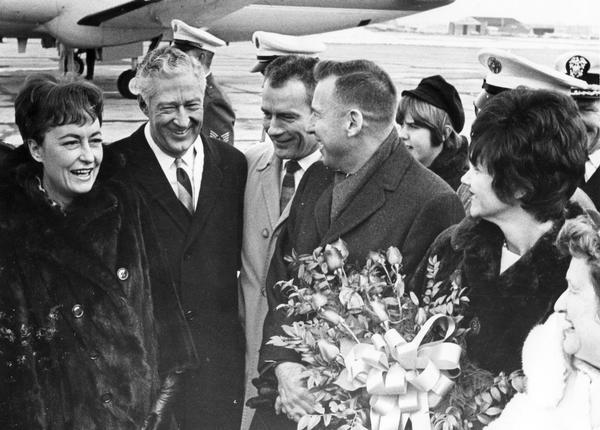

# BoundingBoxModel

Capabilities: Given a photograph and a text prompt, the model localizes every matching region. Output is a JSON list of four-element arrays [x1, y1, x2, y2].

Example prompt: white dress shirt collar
[[585, 149, 600, 182], [281, 149, 322, 177], [144, 123, 205, 209]]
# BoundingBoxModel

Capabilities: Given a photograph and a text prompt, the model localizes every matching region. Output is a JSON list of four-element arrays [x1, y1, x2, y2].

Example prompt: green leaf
[[409, 291, 419, 305], [476, 413, 491, 425], [485, 406, 503, 416], [490, 386, 502, 402], [307, 414, 321, 430]]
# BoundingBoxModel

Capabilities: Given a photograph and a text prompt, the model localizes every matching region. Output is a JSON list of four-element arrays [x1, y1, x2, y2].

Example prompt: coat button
[[184, 310, 195, 321], [116, 267, 129, 281], [261, 228, 270, 238], [100, 393, 113, 403], [71, 304, 84, 318], [470, 317, 481, 335], [89, 350, 99, 361]]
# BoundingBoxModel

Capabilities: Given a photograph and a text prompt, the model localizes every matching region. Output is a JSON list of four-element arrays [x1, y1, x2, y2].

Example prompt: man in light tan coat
[[239, 55, 321, 430]]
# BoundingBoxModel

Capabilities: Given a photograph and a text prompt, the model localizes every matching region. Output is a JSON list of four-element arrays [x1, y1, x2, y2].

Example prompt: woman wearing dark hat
[[396, 75, 468, 190]]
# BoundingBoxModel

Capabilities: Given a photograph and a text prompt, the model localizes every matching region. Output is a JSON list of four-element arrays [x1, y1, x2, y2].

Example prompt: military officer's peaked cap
[[250, 31, 326, 73], [478, 48, 588, 95], [171, 19, 226, 53], [554, 52, 600, 99]]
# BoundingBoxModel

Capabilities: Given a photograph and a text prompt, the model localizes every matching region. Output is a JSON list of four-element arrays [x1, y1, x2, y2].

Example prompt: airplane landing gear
[[74, 55, 84, 75], [117, 69, 137, 99], [117, 57, 139, 99]]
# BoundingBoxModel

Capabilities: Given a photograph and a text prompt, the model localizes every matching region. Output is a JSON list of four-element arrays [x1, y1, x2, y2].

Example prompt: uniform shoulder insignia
[[209, 130, 231, 143]]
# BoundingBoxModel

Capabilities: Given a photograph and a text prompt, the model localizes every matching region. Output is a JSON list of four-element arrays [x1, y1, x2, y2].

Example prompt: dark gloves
[[245, 374, 278, 410]]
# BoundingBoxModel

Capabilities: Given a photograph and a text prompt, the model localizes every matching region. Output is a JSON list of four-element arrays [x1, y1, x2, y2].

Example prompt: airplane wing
[[78, 0, 255, 31], [78, 0, 163, 26]]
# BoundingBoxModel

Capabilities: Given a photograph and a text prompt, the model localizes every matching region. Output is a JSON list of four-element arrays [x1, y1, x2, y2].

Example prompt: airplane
[[0, 0, 454, 98]]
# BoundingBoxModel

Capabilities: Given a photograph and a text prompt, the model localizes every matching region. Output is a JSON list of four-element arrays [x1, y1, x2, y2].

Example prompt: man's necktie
[[175, 158, 194, 213], [280, 160, 301, 214]]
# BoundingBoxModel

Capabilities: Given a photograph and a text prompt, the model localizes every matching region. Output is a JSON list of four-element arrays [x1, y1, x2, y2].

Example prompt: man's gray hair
[[134, 46, 205, 101]]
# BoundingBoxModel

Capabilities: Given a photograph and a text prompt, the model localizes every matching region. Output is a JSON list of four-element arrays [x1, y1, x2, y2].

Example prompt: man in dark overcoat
[[250, 60, 465, 429], [107, 46, 246, 429]]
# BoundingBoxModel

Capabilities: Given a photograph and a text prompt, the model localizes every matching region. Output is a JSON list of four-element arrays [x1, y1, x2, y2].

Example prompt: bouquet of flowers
[[265, 240, 474, 430]]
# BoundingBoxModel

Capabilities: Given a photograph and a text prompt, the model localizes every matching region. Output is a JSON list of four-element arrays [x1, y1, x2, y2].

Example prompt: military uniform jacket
[[108, 126, 247, 429], [0, 162, 195, 429], [202, 74, 235, 145]]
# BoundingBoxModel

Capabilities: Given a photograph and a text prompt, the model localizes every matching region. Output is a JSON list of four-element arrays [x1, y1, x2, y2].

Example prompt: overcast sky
[[399, 0, 600, 26]]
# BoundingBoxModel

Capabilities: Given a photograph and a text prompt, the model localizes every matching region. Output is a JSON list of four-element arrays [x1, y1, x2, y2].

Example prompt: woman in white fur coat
[[487, 213, 600, 430]]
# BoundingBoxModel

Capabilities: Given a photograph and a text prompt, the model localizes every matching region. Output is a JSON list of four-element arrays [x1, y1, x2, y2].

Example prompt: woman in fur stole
[[410, 89, 587, 376], [486, 213, 600, 430], [0, 75, 197, 429]]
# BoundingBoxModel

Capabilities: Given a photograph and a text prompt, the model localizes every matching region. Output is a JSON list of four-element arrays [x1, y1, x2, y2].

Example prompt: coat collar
[[450, 216, 569, 293], [258, 149, 284, 229], [5, 169, 126, 302], [317, 130, 415, 245], [117, 124, 224, 243]]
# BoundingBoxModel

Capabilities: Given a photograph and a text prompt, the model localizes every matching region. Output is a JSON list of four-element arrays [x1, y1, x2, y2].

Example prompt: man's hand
[[274, 361, 317, 422]]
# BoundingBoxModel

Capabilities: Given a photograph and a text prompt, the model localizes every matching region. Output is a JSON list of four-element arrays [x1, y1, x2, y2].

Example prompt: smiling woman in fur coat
[[486, 213, 600, 430], [410, 89, 588, 376], [0, 75, 197, 429]]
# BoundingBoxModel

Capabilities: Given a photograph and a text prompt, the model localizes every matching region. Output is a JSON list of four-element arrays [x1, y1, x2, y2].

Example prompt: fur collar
[[0, 160, 120, 242], [448, 213, 576, 296], [429, 140, 468, 189]]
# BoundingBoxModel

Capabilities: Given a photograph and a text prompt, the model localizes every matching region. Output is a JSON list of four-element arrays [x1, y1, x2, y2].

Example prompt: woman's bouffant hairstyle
[[14, 74, 103, 145], [469, 88, 586, 222], [556, 212, 600, 305], [396, 96, 462, 149]]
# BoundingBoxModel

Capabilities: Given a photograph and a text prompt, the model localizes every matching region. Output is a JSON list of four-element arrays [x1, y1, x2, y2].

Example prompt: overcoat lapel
[[313, 184, 334, 240], [259, 152, 282, 231], [185, 136, 223, 247], [319, 143, 411, 246], [125, 127, 190, 233], [320, 179, 386, 246]]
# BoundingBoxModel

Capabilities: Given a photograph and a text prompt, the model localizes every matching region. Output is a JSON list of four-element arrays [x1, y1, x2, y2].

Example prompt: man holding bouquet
[[251, 60, 464, 429]]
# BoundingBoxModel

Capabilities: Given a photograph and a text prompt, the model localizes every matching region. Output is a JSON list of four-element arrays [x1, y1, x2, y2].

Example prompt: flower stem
[[340, 321, 360, 344]]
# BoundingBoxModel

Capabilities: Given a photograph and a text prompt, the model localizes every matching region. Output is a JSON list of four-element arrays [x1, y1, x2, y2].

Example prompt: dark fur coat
[[428, 138, 468, 191], [410, 211, 581, 374], [0, 162, 196, 429]]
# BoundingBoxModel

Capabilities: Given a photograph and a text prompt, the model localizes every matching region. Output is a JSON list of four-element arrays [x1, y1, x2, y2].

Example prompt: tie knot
[[285, 160, 301, 174], [175, 157, 184, 168]]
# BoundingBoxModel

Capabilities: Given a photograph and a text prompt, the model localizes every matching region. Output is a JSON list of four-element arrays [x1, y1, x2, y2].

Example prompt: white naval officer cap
[[554, 52, 600, 99], [472, 48, 590, 115], [478, 48, 589, 94], [171, 19, 225, 53], [250, 31, 326, 73]]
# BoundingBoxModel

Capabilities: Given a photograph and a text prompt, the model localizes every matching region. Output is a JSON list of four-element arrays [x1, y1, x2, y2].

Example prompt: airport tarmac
[[0, 29, 597, 152]]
